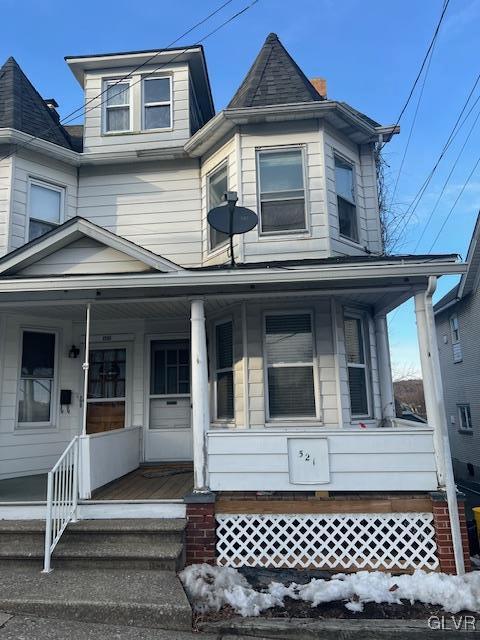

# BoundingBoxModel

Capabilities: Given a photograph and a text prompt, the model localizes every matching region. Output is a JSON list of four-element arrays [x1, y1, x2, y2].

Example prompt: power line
[[382, 0, 450, 150], [389, 71, 480, 250], [412, 101, 480, 252], [427, 153, 480, 253], [0, 0, 259, 162]]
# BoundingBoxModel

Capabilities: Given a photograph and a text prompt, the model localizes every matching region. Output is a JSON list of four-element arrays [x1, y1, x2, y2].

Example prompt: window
[[18, 330, 56, 426], [28, 181, 63, 241], [150, 341, 190, 395], [335, 155, 358, 242], [208, 163, 229, 250], [265, 313, 316, 419], [143, 77, 171, 130], [344, 315, 369, 417], [104, 80, 131, 132], [458, 404, 472, 432], [449, 314, 462, 363], [257, 148, 306, 233], [215, 321, 234, 420]]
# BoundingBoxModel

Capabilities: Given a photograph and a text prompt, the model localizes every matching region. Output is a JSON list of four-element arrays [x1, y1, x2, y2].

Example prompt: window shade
[[266, 314, 313, 364], [268, 367, 315, 417], [21, 331, 55, 377], [344, 317, 364, 364], [215, 321, 234, 420], [216, 321, 233, 370], [30, 184, 61, 224]]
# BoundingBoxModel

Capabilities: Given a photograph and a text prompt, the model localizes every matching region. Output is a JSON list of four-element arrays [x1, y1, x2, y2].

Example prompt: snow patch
[[179, 564, 480, 617]]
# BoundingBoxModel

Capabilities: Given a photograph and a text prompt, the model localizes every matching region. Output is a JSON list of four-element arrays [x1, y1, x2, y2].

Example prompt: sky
[[1, 0, 479, 378]]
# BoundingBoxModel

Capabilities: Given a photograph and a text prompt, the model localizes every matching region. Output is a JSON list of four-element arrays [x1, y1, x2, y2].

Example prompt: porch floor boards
[[91, 463, 194, 501]]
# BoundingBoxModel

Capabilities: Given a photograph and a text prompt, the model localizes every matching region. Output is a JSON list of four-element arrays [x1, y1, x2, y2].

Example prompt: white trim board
[[0, 500, 186, 520]]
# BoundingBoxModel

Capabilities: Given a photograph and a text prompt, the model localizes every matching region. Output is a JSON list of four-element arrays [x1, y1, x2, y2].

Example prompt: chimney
[[44, 98, 60, 123], [310, 77, 327, 99]]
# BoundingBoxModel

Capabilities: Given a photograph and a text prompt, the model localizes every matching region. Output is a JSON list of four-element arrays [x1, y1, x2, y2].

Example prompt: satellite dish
[[207, 191, 258, 266]]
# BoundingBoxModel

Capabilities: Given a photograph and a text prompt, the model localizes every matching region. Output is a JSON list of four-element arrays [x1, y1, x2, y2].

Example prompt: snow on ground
[[179, 564, 480, 617]]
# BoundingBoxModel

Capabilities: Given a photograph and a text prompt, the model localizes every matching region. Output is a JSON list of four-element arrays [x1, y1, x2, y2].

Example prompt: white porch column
[[190, 299, 209, 492], [374, 314, 395, 424], [415, 278, 465, 575], [81, 303, 91, 437]]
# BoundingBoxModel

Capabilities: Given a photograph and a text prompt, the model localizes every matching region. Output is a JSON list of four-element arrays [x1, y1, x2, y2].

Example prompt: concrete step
[[0, 566, 192, 631], [0, 519, 186, 570]]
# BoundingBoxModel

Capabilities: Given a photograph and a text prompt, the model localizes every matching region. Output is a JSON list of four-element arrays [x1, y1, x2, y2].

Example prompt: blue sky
[[1, 0, 479, 377]]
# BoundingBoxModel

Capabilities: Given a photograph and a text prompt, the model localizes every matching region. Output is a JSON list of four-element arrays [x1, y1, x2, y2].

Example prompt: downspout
[[425, 277, 465, 575]]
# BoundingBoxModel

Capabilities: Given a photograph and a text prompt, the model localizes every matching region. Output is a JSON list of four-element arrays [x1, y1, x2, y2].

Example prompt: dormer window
[[257, 148, 307, 234], [335, 155, 358, 243], [143, 77, 172, 130], [105, 81, 131, 133]]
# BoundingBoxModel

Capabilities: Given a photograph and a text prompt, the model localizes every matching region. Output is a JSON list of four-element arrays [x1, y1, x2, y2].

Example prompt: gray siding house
[[435, 215, 480, 484]]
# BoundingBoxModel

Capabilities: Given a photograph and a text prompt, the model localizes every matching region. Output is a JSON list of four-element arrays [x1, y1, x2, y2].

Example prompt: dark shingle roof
[[0, 56, 75, 150], [63, 124, 84, 152], [433, 282, 460, 313], [227, 33, 323, 109]]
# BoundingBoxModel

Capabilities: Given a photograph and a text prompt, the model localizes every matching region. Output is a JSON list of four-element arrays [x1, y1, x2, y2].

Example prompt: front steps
[[0, 518, 186, 570]]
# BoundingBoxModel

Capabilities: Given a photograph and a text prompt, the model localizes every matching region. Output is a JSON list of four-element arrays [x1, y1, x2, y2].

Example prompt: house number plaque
[[287, 438, 330, 484]]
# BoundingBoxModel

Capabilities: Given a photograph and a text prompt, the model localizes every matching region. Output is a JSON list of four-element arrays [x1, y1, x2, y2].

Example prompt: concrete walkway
[[0, 611, 219, 640]]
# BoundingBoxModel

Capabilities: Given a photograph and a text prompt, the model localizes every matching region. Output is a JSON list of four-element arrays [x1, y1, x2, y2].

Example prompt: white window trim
[[344, 310, 372, 420], [102, 78, 133, 134], [15, 327, 60, 431], [206, 160, 230, 254], [213, 317, 235, 423], [262, 309, 321, 424], [26, 177, 65, 244], [141, 75, 173, 132], [256, 145, 310, 238], [458, 404, 472, 433], [334, 151, 360, 245]]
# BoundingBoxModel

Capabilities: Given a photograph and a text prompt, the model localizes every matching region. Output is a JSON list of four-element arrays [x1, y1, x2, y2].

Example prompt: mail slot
[[166, 400, 177, 405]]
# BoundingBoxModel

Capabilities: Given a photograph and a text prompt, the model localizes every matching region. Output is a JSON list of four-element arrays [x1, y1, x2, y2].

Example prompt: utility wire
[[0, 0, 259, 162], [427, 154, 480, 253], [412, 102, 480, 252], [381, 0, 450, 150], [389, 71, 480, 250]]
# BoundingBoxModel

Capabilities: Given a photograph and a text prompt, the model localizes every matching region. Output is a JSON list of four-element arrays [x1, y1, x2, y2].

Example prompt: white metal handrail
[[43, 436, 79, 573]]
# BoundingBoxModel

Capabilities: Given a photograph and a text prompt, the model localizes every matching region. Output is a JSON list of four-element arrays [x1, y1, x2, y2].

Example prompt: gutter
[[0, 128, 81, 166]]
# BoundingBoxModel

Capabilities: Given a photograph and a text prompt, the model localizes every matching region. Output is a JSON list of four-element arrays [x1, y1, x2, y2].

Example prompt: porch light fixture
[[68, 345, 80, 359]]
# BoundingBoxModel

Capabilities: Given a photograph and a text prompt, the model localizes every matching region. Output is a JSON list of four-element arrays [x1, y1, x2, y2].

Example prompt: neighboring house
[[0, 34, 469, 574], [435, 214, 480, 485]]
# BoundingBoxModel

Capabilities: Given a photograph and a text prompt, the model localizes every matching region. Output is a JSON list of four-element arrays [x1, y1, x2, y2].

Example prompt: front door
[[86, 347, 127, 434], [146, 339, 192, 461]]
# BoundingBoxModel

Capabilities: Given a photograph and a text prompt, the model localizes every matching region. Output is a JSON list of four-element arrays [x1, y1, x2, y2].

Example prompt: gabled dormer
[[65, 46, 214, 157]]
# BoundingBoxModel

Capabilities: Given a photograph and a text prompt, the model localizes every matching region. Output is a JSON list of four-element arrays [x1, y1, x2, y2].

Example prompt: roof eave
[[0, 128, 81, 165]]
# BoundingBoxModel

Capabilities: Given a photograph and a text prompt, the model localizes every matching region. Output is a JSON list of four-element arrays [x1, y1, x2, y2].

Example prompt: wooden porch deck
[[91, 463, 194, 501]]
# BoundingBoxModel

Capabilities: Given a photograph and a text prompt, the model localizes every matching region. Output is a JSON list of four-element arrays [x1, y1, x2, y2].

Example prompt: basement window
[[28, 180, 64, 241], [257, 148, 307, 234]]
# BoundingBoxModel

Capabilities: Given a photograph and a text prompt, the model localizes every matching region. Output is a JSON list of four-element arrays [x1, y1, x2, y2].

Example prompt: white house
[[0, 34, 470, 574]]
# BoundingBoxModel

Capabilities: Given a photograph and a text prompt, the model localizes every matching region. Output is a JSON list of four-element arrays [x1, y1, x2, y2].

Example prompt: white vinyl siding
[[0, 155, 14, 256], [27, 179, 64, 241], [214, 320, 234, 421], [257, 147, 307, 234], [142, 77, 172, 130], [264, 312, 317, 420]]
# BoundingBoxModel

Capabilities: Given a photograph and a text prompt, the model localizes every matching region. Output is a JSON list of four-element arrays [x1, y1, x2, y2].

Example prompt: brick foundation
[[184, 492, 216, 566], [431, 492, 471, 573]]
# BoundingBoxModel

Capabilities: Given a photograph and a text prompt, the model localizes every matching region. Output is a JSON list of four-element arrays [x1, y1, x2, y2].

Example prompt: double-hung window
[[265, 313, 316, 419], [450, 314, 462, 363], [257, 148, 307, 234], [104, 80, 131, 133], [143, 77, 171, 130], [458, 404, 472, 432], [215, 321, 234, 420], [208, 163, 229, 250], [17, 330, 56, 427], [335, 155, 358, 242], [28, 180, 63, 241], [344, 315, 370, 417]]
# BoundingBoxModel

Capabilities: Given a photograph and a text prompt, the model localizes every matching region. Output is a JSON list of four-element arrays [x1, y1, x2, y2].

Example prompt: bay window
[[143, 77, 171, 130], [208, 163, 229, 250], [28, 180, 63, 241], [335, 155, 358, 242], [18, 330, 56, 426], [265, 313, 316, 419], [344, 315, 370, 417], [257, 148, 307, 233], [104, 80, 131, 132], [215, 320, 234, 420]]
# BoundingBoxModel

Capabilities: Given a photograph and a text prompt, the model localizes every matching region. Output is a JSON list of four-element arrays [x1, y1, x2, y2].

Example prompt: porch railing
[[43, 436, 79, 573]]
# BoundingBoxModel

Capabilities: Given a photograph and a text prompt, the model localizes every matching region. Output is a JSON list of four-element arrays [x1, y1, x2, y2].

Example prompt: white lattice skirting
[[216, 513, 439, 571]]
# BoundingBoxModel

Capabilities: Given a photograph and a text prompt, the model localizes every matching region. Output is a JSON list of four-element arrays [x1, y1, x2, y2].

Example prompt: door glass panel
[[150, 341, 190, 395], [86, 348, 126, 434]]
